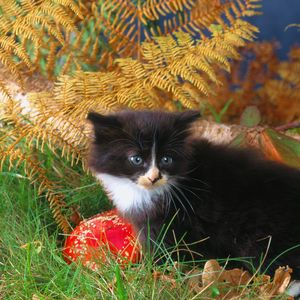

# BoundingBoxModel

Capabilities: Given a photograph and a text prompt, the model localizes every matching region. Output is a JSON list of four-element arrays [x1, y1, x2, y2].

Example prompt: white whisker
[[169, 183, 195, 214]]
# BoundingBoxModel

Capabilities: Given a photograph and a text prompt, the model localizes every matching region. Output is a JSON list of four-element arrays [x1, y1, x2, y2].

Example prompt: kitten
[[87, 110, 300, 278]]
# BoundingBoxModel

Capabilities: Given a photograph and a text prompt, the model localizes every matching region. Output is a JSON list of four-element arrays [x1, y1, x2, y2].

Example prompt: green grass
[[0, 157, 292, 299], [0, 173, 199, 299], [0, 162, 199, 299]]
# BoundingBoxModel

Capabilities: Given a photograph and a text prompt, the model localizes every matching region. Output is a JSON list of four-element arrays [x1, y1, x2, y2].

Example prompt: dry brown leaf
[[152, 270, 177, 288], [202, 259, 251, 287], [201, 259, 223, 286], [199, 260, 293, 299], [260, 131, 283, 163], [274, 267, 293, 294], [222, 268, 252, 286], [259, 266, 293, 298], [153, 260, 293, 299], [186, 269, 203, 294]]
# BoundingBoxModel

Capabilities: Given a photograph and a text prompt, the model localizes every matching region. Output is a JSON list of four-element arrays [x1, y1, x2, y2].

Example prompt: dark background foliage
[[252, 0, 300, 58]]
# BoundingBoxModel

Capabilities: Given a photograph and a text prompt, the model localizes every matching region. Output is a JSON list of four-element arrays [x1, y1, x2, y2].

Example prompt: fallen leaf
[[261, 129, 300, 168], [199, 260, 293, 299], [274, 266, 293, 294], [201, 260, 251, 287], [152, 271, 177, 288], [259, 266, 293, 297], [260, 130, 283, 162], [186, 269, 203, 294], [201, 259, 223, 286], [221, 268, 252, 286]]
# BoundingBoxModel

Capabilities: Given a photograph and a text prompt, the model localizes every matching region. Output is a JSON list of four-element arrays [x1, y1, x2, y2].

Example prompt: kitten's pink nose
[[147, 167, 161, 184], [148, 176, 160, 184]]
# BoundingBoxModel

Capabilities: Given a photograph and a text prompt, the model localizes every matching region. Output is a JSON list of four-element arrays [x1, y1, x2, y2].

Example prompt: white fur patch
[[151, 140, 156, 167], [96, 173, 165, 213], [287, 280, 300, 298]]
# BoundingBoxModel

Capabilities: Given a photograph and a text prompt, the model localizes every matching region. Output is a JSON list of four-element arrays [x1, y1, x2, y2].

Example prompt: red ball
[[63, 209, 141, 270]]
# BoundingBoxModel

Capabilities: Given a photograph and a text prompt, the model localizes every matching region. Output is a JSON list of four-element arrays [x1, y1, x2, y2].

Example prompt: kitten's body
[[88, 110, 300, 276]]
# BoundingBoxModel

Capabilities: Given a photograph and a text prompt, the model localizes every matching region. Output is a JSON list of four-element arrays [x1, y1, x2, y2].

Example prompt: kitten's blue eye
[[161, 156, 173, 166], [129, 155, 143, 166]]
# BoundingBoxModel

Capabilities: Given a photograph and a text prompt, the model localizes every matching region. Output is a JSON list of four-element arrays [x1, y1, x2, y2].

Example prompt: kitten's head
[[87, 110, 200, 216]]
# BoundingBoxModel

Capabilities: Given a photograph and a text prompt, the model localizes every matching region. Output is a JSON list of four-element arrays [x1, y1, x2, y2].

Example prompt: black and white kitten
[[87, 110, 300, 278]]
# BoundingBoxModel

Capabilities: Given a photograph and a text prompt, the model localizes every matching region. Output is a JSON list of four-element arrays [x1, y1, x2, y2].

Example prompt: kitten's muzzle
[[147, 168, 162, 185], [137, 167, 165, 189], [147, 174, 161, 184]]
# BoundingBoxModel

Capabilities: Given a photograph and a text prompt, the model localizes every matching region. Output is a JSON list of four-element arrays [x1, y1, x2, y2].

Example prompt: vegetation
[[0, 0, 264, 232], [0, 164, 292, 299]]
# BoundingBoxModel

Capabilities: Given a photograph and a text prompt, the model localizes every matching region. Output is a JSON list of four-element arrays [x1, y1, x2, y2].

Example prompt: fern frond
[[0, 19, 13, 35], [18, 0, 37, 14], [39, 16, 258, 116], [0, 49, 23, 84], [1, 98, 87, 167], [38, 2, 77, 33], [116, 58, 146, 80], [0, 79, 13, 102], [0, 0, 262, 83], [46, 41, 58, 78], [14, 14, 66, 46], [0, 0, 23, 19], [142, 0, 195, 20], [0, 36, 31, 68], [0, 0, 82, 83], [54, 0, 84, 19], [94, 0, 261, 63]]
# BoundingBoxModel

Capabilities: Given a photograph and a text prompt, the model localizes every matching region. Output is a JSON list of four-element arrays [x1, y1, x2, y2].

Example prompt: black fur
[[88, 110, 300, 276]]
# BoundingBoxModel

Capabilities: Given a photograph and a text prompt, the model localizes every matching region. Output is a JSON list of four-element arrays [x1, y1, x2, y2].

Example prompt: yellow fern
[[0, 0, 81, 90], [29, 16, 258, 131]]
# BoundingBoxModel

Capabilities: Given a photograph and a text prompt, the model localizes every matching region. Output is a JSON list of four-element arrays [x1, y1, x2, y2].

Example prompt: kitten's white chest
[[96, 173, 154, 213]]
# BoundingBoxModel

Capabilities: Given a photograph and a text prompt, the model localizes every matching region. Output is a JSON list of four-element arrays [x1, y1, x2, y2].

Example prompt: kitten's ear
[[175, 110, 201, 127], [87, 112, 121, 128], [87, 112, 122, 140]]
